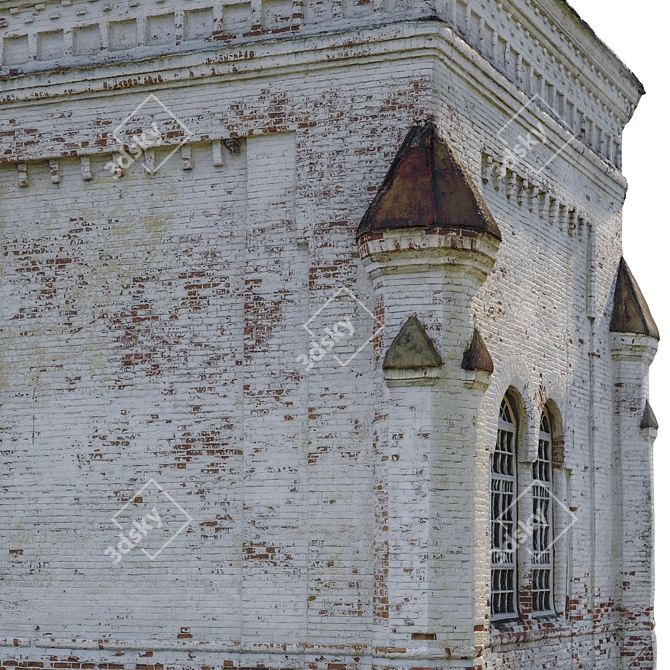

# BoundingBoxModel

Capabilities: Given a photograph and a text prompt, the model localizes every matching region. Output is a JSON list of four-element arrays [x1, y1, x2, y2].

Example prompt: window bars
[[491, 402, 555, 619], [491, 398, 517, 618], [532, 412, 554, 614]]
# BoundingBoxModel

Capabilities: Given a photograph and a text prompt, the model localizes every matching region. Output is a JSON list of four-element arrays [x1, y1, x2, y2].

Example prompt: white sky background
[[560, 0, 668, 662]]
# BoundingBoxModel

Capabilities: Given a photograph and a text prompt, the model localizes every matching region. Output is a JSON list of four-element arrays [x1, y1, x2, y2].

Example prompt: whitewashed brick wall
[[0, 1, 655, 669]]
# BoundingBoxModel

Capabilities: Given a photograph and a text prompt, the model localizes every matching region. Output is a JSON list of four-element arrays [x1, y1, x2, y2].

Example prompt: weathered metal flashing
[[382, 316, 443, 370], [640, 400, 659, 431], [461, 329, 494, 374], [357, 121, 501, 243], [610, 258, 660, 340]]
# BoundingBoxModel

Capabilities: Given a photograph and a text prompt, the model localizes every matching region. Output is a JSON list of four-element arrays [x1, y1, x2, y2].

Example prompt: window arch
[[491, 396, 517, 619], [531, 410, 554, 614]]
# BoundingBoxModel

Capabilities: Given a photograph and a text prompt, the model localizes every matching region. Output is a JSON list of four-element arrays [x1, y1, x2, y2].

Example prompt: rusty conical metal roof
[[357, 121, 501, 241], [610, 258, 659, 340]]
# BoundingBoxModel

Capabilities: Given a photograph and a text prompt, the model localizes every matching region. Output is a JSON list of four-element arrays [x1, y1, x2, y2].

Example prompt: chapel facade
[[0, 0, 658, 668]]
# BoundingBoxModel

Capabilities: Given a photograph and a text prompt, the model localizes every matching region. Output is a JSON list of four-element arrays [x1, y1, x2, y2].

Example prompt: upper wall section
[[0, 0, 642, 169], [434, 0, 643, 169]]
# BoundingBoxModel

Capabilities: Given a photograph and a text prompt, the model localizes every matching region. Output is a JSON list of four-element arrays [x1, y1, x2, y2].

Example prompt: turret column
[[357, 121, 500, 662], [609, 259, 660, 670]]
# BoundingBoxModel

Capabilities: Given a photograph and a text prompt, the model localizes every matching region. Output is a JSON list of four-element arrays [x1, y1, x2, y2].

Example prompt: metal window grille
[[491, 398, 517, 618], [531, 412, 554, 614]]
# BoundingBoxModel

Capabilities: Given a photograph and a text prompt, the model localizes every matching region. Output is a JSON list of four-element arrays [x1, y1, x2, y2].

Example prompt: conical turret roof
[[640, 400, 659, 430], [610, 258, 659, 340], [461, 329, 494, 374], [357, 121, 501, 241]]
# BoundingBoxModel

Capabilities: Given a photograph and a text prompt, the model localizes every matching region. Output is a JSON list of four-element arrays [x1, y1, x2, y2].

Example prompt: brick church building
[[0, 0, 658, 668]]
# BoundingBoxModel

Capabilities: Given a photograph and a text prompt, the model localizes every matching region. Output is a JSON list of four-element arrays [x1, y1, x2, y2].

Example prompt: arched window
[[491, 397, 517, 618], [531, 411, 554, 614]]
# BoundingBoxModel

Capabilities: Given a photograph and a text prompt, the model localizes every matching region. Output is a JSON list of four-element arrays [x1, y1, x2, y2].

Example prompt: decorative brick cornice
[[358, 228, 500, 281], [0, 0, 641, 169], [609, 334, 658, 366]]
